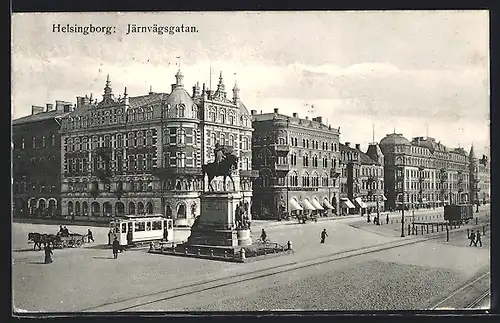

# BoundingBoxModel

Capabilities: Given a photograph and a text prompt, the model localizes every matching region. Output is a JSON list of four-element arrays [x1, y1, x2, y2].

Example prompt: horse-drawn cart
[[54, 233, 86, 248]]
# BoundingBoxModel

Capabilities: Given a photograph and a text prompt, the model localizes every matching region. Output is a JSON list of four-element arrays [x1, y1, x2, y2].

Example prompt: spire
[[175, 69, 184, 88], [124, 86, 128, 97], [103, 74, 115, 101], [123, 87, 129, 106], [149, 85, 153, 94], [372, 124, 375, 143], [232, 73, 240, 103], [469, 144, 476, 160], [217, 71, 225, 92]]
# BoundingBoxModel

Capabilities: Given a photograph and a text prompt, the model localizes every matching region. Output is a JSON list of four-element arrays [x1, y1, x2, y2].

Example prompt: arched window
[[177, 203, 186, 218], [137, 131, 144, 146], [228, 135, 234, 147], [116, 134, 122, 148], [128, 202, 136, 214], [41, 136, 46, 148], [68, 201, 74, 216], [242, 137, 249, 150], [137, 202, 144, 214], [192, 105, 197, 118], [220, 133, 226, 146], [146, 130, 152, 146], [21, 138, 25, 149], [229, 113, 235, 125], [32, 136, 36, 149], [178, 104, 185, 117], [128, 132, 135, 147], [220, 109, 226, 124], [211, 133, 216, 146]]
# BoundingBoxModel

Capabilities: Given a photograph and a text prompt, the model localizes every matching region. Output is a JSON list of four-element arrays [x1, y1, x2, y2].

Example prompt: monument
[[149, 143, 291, 261], [179, 143, 251, 253]]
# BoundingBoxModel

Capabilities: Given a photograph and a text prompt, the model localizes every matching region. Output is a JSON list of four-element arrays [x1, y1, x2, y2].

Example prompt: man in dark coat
[[320, 229, 328, 243], [475, 230, 482, 247], [44, 244, 53, 264], [386, 214, 389, 224], [469, 230, 476, 246], [87, 229, 94, 242], [112, 237, 120, 259]]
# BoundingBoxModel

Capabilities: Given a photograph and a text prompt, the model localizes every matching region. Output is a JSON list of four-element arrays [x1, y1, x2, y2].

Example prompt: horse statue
[[202, 153, 238, 192]]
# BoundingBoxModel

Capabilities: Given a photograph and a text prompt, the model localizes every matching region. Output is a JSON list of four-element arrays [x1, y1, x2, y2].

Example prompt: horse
[[202, 154, 238, 192], [28, 233, 61, 250], [28, 232, 45, 250]]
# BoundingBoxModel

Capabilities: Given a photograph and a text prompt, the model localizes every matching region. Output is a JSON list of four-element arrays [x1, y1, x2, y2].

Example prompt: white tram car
[[109, 214, 174, 246]]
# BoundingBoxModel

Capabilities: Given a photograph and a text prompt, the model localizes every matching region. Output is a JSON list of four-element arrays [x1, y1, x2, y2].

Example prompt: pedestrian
[[475, 230, 482, 247], [107, 229, 113, 245], [367, 214, 371, 223], [112, 237, 119, 259], [87, 229, 94, 242], [44, 244, 53, 264], [164, 226, 169, 242], [127, 228, 133, 246], [386, 214, 389, 224], [320, 228, 328, 243], [63, 226, 69, 237], [469, 230, 476, 246], [260, 229, 267, 243]]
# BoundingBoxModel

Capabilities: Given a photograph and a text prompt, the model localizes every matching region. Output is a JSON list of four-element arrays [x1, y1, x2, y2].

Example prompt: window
[[178, 104, 185, 117], [135, 221, 145, 232], [32, 137, 36, 148], [121, 223, 127, 233], [177, 128, 186, 144], [220, 110, 226, 123], [146, 130, 152, 146], [41, 136, 46, 148], [242, 137, 249, 150], [152, 221, 162, 230], [146, 222, 152, 231]]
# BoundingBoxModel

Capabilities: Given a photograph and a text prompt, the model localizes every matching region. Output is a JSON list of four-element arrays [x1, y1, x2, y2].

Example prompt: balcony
[[274, 164, 291, 173], [94, 169, 112, 180], [330, 167, 341, 178], [240, 169, 260, 178], [273, 144, 290, 153], [152, 166, 202, 178]]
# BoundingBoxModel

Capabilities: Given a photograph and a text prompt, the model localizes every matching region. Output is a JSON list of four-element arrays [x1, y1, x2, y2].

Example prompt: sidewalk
[[251, 214, 361, 229]]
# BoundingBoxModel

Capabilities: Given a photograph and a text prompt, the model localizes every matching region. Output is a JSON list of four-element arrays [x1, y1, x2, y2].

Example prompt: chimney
[[345, 142, 350, 147], [274, 108, 278, 114], [171, 84, 176, 92], [315, 116, 322, 123], [46, 103, 54, 111], [31, 105, 44, 115], [355, 144, 361, 150], [293, 112, 298, 118], [250, 110, 257, 115]]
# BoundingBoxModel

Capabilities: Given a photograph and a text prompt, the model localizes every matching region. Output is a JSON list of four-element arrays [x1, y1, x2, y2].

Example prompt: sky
[[11, 11, 490, 156]]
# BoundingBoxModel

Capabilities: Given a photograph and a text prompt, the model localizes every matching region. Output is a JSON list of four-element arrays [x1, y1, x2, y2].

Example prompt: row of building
[[12, 70, 491, 225]]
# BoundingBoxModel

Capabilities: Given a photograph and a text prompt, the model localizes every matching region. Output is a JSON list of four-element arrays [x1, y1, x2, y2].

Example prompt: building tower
[[469, 144, 479, 206]]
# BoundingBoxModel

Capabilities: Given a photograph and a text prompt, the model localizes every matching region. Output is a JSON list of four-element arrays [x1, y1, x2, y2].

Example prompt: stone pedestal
[[237, 229, 252, 246], [186, 191, 244, 247]]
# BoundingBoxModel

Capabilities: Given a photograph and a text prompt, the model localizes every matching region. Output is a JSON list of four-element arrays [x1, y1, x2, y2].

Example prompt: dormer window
[[178, 104, 185, 117]]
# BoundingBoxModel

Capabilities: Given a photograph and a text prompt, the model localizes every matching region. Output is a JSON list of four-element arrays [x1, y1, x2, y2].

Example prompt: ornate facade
[[12, 101, 73, 218], [339, 143, 385, 215], [251, 109, 341, 220], [380, 134, 477, 210], [59, 70, 253, 226]]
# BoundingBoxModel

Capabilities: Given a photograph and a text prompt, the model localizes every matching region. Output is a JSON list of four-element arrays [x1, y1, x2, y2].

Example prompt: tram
[[109, 214, 174, 246]]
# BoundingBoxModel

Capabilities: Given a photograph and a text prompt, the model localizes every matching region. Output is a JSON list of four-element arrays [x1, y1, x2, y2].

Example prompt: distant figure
[[320, 229, 328, 243], [112, 237, 120, 259], [475, 230, 482, 247], [386, 214, 389, 224], [469, 230, 476, 246], [44, 244, 53, 264], [108, 229, 113, 245], [62, 226, 69, 237], [58, 225, 64, 236], [260, 229, 267, 243], [164, 225, 169, 242], [87, 229, 94, 242], [367, 214, 371, 223], [127, 228, 133, 246]]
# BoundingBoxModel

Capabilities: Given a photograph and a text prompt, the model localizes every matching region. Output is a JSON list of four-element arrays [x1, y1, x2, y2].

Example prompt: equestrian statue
[[202, 142, 238, 192]]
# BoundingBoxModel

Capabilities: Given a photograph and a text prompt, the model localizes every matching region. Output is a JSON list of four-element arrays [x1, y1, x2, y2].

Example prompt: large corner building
[[59, 71, 254, 226]]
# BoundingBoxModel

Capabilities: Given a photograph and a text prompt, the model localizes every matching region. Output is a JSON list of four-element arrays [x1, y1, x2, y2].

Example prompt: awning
[[354, 197, 367, 208], [311, 198, 324, 210], [382, 195, 388, 201], [323, 199, 334, 209], [340, 198, 355, 209], [301, 199, 316, 211], [289, 199, 303, 211]]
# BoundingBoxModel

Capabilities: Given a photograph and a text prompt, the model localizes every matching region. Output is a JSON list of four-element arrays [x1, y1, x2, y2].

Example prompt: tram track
[[82, 227, 470, 312], [429, 271, 490, 310]]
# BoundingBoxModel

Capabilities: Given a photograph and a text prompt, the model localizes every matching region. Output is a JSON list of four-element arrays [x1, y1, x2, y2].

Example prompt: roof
[[380, 133, 411, 146], [359, 151, 380, 165], [339, 143, 357, 153], [130, 93, 167, 109], [166, 86, 195, 109], [12, 110, 71, 126], [238, 101, 250, 116]]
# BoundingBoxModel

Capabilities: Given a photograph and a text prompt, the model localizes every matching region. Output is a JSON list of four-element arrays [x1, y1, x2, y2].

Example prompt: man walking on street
[[386, 214, 389, 224], [475, 230, 482, 247], [320, 228, 328, 243], [112, 237, 120, 259], [87, 229, 94, 243], [469, 230, 476, 246]]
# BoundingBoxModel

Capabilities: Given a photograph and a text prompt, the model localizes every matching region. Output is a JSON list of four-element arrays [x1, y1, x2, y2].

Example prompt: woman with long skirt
[[44, 244, 53, 264]]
